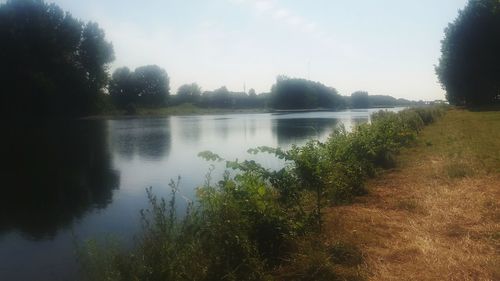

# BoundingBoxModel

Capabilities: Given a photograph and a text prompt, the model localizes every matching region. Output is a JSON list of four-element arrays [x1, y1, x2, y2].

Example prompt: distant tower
[[243, 82, 246, 94]]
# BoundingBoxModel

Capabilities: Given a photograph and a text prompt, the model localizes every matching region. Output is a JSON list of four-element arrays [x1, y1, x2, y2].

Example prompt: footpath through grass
[[324, 109, 500, 281]]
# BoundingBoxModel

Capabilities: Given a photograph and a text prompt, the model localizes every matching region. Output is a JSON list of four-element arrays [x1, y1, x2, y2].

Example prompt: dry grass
[[324, 109, 500, 281]]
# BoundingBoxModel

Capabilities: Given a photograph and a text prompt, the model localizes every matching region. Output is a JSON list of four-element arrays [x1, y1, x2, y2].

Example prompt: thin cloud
[[228, 0, 323, 36], [254, 0, 274, 12], [273, 8, 289, 20], [287, 15, 303, 26]]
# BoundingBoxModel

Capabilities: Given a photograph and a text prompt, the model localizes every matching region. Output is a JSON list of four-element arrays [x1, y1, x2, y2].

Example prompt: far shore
[[82, 103, 403, 120]]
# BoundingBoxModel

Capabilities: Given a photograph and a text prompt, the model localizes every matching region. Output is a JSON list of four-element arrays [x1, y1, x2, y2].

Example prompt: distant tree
[[80, 22, 115, 93], [270, 76, 343, 109], [198, 87, 267, 108], [436, 0, 500, 106], [396, 98, 419, 106], [248, 88, 257, 97], [176, 83, 201, 104], [109, 67, 135, 108], [134, 65, 169, 107], [350, 91, 370, 108], [0, 0, 114, 117], [204, 86, 231, 107], [369, 95, 397, 107], [109, 65, 169, 109]]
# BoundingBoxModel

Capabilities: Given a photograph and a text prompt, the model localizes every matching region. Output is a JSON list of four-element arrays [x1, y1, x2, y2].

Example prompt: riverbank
[[84, 103, 408, 119], [83, 104, 270, 119], [323, 109, 500, 280]]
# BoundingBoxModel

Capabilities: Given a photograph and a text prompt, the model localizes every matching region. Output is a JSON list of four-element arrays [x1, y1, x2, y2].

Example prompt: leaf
[[257, 186, 266, 196], [197, 151, 223, 162]]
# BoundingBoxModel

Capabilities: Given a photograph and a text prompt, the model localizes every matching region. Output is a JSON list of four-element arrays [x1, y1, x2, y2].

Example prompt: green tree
[[134, 65, 170, 107], [176, 83, 201, 104], [109, 67, 135, 108], [80, 22, 115, 93], [270, 76, 343, 109], [110, 65, 169, 110], [0, 0, 114, 117], [436, 0, 500, 106], [350, 91, 370, 109]]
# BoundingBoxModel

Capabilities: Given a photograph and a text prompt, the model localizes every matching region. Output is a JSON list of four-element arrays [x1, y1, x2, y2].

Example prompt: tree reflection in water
[[273, 117, 340, 147], [0, 120, 119, 240], [109, 118, 171, 161]]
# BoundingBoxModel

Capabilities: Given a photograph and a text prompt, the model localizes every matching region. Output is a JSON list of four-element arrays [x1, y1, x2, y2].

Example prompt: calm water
[[0, 109, 401, 281]]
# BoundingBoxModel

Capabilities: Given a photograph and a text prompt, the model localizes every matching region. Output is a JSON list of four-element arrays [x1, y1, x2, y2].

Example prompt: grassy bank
[[86, 103, 407, 119], [324, 109, 500, 280], [84, 103, 270, 119], [78, 106, 446, 281]]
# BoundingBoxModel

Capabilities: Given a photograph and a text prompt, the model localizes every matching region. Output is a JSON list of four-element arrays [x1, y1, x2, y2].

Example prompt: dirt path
[[324, 110, 500, 281]]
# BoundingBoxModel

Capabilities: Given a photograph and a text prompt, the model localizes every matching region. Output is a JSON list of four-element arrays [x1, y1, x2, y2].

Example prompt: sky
[[43, 0, 467, 100]]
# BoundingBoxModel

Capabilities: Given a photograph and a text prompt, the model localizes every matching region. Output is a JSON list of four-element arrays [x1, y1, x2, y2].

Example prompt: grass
[[273, 236, 366, 281], [85, 103, 270, 119], [136, 103, 270, 116], [323, 109, 500, 281]]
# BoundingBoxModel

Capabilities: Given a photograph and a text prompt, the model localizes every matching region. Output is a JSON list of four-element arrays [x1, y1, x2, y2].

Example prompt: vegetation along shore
[[78, 106, 456, 281]]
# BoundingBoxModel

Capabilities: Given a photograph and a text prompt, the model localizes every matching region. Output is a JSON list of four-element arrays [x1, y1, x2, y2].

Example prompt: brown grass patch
[[323, 109, 500, 281]]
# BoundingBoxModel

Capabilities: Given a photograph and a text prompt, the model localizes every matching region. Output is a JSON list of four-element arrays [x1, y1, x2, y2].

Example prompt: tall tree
[[176, 83, 201, 104], [109, 65, 170, 109], [350, 91, 370, 109], [109, 67, 135, 108], [270, 76, 343, 109], [134, 65, 170, 107], [0, 0, 114, 117], [436, 0, 500, 106]]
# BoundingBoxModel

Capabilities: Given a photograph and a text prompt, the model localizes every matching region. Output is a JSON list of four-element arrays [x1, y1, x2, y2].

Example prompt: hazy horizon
[[16, 0, 468, 100]]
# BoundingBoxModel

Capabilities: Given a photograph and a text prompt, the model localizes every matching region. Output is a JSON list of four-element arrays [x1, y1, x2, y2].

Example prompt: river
[[0, 108, 402, 280]]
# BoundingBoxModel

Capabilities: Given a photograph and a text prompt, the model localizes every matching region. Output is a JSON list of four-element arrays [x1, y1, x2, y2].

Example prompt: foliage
[[270, 76, 344, 109], [79, 107, 445, 280], [350, 91, 370, 109], [0, 0, 114, 117], [110, 65, 169, 109], [174, 83, 202, 105], [436, 0, 500, 106], [170, 82, 423, 111], [348, 92, 427, 108], [198, 86, 264, 109]]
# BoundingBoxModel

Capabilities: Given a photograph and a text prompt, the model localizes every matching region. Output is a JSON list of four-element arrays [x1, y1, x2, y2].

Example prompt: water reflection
[[176, 116, 202, 144], [109, 118, 172, 161], [0, 121, 119, 240], [0, 110, 403, 281], [214, 117, 230, 140], [273, 117, 339, 146], [247, 118, 257, 137]]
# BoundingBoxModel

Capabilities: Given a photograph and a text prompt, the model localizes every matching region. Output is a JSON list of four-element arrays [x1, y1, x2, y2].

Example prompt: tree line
[[4, 0, 488, 119]]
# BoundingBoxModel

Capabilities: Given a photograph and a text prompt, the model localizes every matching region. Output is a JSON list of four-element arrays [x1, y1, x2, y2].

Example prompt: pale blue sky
[[48, 1, 467, 99]]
